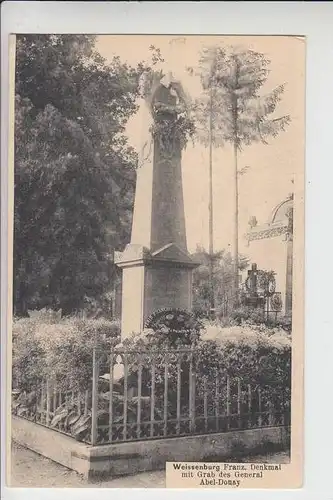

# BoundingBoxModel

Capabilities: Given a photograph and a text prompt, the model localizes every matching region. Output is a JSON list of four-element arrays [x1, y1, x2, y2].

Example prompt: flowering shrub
[[199, 323, 290, 380], [201, 320, 290, 344], [196, 322, 291, 414]]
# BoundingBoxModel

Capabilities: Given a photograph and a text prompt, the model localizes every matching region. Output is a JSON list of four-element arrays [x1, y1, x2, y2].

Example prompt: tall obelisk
[[115, 72, 198, 338]]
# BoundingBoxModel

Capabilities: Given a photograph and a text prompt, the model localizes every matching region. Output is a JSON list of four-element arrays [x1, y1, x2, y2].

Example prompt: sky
[[96, 35, 305, 254]]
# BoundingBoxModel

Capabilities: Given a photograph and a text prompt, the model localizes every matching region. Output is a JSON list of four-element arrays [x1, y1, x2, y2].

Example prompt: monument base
[[115, 243, 198, 339]]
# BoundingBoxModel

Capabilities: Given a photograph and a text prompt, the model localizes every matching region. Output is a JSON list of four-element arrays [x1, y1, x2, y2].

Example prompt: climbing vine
[[150, 109, 195, 155]]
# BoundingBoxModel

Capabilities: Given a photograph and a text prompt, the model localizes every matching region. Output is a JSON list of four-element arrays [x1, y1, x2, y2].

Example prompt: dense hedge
[[12, 315, 291, 441], [12, 315, 291, 415], [229, 306, 292, 333], [12, 316, 121, 392], [123, 322, 291, 390]]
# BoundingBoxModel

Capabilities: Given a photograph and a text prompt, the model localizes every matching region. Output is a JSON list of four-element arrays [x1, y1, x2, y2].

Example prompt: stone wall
[[12, 416, 290, 480]]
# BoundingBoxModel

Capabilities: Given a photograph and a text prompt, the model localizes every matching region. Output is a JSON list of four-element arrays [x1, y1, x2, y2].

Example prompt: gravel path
[[10, 441, 289, 488]]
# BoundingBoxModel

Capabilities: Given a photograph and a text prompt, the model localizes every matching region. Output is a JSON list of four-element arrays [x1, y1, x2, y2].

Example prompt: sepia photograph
[[7, 33, 305, 488]]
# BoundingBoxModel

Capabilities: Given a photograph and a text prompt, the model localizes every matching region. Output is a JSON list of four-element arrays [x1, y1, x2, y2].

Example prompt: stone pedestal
[[115, 75, 198, 338], [115, 244, 198, 337]]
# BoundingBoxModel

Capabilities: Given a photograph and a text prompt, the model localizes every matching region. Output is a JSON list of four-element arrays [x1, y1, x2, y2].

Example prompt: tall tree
[[187, 47, 225, 317], [189, 45, 290, 308], [14, 35, 147, 315]]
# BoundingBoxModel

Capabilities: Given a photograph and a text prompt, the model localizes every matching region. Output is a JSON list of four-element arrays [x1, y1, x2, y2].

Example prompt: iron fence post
[[91, 346, 99, 445], [108, 347, 114, 442], [189, 349, 195, 433], [46, 379, 51, 426]]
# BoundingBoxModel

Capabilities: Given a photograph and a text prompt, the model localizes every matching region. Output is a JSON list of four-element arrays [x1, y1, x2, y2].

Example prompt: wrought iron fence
[[12, 346, 290, 446]]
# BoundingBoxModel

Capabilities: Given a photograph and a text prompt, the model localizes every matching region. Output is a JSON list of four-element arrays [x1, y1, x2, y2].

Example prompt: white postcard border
[[2, 2, 333, 500]]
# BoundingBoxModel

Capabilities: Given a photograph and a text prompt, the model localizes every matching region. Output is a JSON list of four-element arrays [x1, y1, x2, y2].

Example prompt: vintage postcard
[[6, 34, 304, 489]]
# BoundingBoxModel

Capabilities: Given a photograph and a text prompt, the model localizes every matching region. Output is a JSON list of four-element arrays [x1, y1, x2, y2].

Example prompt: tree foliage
[[188, 45, 291, 307], [189, 45, 290, 150], [191, 246, 249, 318], [14, 35, 148, 315]]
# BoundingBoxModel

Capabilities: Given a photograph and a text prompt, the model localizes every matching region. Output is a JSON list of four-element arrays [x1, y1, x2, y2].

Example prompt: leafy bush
[[121, 319, 291, 419], [230, 306, 292, 333], [12, 312, 291, 438], [12, 315, 121, 393], [198, 322, 291, 413], [230, 306, 266, 325], [275, 315, 292, 333], [12, 317, 46, 391]]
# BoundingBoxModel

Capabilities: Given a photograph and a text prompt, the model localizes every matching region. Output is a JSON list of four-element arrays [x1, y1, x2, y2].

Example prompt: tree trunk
[[285, 207, 293, 317], [14, 269, 29, 317], [233, 142, 239, 309], [231, 64, 240, 311], [208, 87, 215, 318]]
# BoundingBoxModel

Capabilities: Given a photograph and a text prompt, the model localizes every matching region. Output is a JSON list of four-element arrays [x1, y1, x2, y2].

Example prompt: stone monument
[[115, 71, 198, 338]]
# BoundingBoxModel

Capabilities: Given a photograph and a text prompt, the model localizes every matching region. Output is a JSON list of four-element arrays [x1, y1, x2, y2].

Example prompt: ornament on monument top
[[139, 69, 163, 106], [139, 69, 194, 157], [248, 216, 258, 229]]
